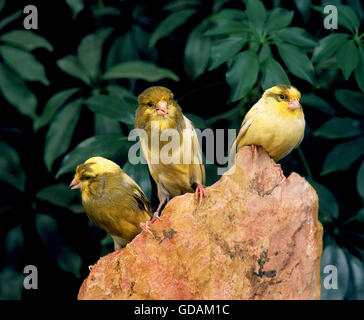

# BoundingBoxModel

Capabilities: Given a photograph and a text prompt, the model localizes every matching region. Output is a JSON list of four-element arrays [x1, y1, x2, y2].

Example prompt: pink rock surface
[[78, 146, 323, 300]]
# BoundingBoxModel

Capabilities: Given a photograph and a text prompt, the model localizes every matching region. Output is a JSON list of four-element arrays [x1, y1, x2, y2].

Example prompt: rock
[[78, 146, 323, 300]]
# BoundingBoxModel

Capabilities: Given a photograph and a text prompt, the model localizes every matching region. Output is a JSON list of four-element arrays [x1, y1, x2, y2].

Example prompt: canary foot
[[151, 212, 162, 223], [194, 183, 206, 205], [140, 221, 154, 237]]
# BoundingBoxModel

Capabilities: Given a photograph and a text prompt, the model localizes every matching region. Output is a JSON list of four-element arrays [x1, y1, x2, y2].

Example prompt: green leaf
[[94, 114, 121, 135], [204, 20, 248, 36], [0, 63, 37, 118], [294, 0, 312, 23], [184, 22, 212, 79], [0, 142, 25, 191], [277, 43, 315, 84], [85, 94, 135, 125], [335, 89, 364, 116], [149, 8, 197, 47], [208, 36, 247, 70], [57, 55, 90, 84], [275, 27, 317, 47], [106, 85, 137, 103], [336, 40, 359, 80], [349, 207, 364, 223], [0, 10, 21, 31], [185, 113, 208, 130], [261, 57, 290, 90], [320, 241, 350, 300], [66, 0, 84, 18], [123, 162, 152, 200], [244, 0, 266, 34], [321, 136, 364, 175], [163, 0, 200, 11], [355, 48, 364, 93], [310, 181, 339, 221], [314, 117, 363, 139], [56, 134, 129, 178], [34, 88, 80, 132], [0, 268, 24, 300], [44, 98, 83, 172], [258, 43, 272, 63], [36, 183, 79, 208], [0, 30, 53, 51], [5, 226, 24, 268], [301, 93, 335, 116], [226, 50, 259, 102], [265, 8, 294, 33], [357, 160, 364, 200], [0, 45, 49, 85], [35, 214, 82, 277], [312, 34, 348, 63], [105, 34, 139, 69], [77, 28, 112, 81], [337, 5, 360, 32], [103, 61, 179, 82]]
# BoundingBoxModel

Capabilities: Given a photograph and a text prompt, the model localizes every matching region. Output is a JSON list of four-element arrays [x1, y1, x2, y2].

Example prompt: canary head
[[263, 84, 302, 111], [137, 86, 182, 121], [70, 156, 121, 192]]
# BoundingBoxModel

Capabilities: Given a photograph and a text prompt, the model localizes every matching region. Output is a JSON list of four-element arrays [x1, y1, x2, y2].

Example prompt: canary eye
[[147, 102, 153, 107], [279, 94, 286, 100], [83, 175, 92, 180]]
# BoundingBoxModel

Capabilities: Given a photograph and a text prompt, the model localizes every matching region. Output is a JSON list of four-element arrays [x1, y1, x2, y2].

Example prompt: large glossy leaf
[[163, 0, 200, 11], [275, 27, 317, 47], [103, 61, 179, 82], [77, 28, 112, 82], [0, 142, 25, 192], [66, 0, 84, 18], [244, 0, 266, 34], [321, 136, 364, 175], [226, 50, 259, 102], [35, 214, 82, 277], [184, 22, 212, 79], [357, 160, 364, 200], [277, 43, 315, 84], [0, 10, 21, 31], [314, 117, 363, 139], [204, 20, 248, 36], [337, 5, 360, 32], [57, 55, 90, 84], [354, 47, 364, 93], [0, 63, 37, 118], [94, 114, 121, 135], [0, 30, 53, 51], [312, 34, 348, 63], [34, 88, 80, 132], [149, 8, 196, 47], [123, 162, 152, 200], [85, 94, 135, 125], [36, 183, 80, 208], [337, 40, 359, 80], [335, 89, 364, 116], [301, 93, 336, 116], [0, 268, 24, 299], [208, 36, 247, 70], [347, 253, 364, 299], [0, 45, 48, 85], [320, 240, 350, 300], [264, 8, 294, 33], [294, 0, 312, 23], [310, 181, 339, 221], [261, 57, 290, 90], [44, 98, 83, 172], [56, 134, 129, 178]]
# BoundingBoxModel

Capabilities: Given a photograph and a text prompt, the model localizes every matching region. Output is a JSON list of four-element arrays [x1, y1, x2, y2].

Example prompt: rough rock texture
[[78, 146, 323, 300]]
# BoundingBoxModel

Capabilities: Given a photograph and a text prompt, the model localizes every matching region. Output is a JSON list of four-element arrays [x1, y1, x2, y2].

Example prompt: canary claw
[[195, 184, 206, 205], [251, 144, 258, 159], [140, 221, 154, 237], [151, 212, 162, 223], [88, 265, 94, 271]]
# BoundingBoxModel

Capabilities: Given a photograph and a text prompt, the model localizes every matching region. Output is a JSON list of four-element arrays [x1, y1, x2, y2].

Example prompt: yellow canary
[[229, 85, 305, 164], [135, 86, 206, 215], [70, 157, 152, 250]]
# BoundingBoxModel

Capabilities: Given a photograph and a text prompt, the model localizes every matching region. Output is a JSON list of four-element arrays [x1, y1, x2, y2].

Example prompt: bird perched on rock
[[135, 86, 206, 218], [70, 156, 153, 250], [229, 85, 305, 164]]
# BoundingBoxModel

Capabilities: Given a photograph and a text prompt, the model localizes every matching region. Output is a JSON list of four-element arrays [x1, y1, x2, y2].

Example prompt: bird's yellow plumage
[[135, 86, 206, 214], [230, 85, 305, 162], [70, 157, 152, 250]]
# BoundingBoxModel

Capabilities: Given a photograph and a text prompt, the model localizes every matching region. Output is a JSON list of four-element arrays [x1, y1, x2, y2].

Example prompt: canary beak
[[156, 100, 168, 116], [69, 178, 81, 190], [288, 99, 301, 110]]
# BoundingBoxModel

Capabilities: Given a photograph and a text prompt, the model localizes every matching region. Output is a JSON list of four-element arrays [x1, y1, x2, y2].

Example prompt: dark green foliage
[[0, 0, 363, 300]]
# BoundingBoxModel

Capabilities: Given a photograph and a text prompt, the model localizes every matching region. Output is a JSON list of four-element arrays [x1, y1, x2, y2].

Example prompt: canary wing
[[183, 115, 205, 185]]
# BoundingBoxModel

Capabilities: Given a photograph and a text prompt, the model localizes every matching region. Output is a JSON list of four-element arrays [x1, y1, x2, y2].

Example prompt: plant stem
[[297, 146, 313, 180]]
